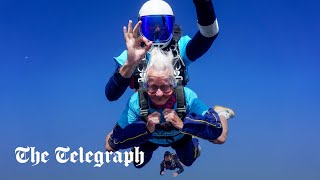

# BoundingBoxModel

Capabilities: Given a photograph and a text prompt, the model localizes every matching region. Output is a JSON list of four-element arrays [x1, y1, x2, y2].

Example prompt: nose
[[155, 88, 163, 96]]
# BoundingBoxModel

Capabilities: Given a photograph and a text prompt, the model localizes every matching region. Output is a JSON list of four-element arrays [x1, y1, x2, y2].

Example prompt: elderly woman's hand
[[146, 111, 161, 133], [163, 109, 183, 130]]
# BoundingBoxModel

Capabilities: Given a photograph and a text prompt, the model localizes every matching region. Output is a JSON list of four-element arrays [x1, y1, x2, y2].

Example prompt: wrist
[[176, 118, 184, 130], [146, 121, 156, 133], [119, 61, 137, 78]]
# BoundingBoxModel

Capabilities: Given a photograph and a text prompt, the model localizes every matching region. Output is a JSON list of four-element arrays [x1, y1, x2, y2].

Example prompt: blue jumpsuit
[[106, 0, 221, 168], [108, 88, 223, 167]]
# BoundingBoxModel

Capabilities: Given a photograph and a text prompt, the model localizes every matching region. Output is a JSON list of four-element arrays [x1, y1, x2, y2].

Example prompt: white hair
[[145, 47, 176, 86]]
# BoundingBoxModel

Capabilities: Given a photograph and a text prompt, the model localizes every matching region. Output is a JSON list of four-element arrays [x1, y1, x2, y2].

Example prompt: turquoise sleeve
[[117, 93, 140, 128], [178, 36, 192, 67], [184, 87, 209, 116], [114, 50, 127, 66]]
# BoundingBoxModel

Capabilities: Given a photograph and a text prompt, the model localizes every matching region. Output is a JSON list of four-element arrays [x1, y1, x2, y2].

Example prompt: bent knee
[[179, 160, 194, 167], [210, 137, 227, 144], [105, 131, 115, 151]]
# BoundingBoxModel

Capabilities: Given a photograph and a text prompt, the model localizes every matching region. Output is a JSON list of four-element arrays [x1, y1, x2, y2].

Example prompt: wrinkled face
[[146, 68, 174, 106]]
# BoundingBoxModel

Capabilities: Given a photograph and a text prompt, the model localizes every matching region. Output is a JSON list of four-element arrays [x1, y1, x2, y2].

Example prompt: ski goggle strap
[[139, 15, 175, 44]]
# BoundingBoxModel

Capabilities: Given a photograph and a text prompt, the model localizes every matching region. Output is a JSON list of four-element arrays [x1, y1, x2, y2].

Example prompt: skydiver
[[160, 151, 184, 177], [105, 48, 235, 168], [105, 0, 220, 101]]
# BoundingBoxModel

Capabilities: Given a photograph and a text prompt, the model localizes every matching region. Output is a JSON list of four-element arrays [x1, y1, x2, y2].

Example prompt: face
[[146, 68, 174, 106], [165, 155, 172, 162]]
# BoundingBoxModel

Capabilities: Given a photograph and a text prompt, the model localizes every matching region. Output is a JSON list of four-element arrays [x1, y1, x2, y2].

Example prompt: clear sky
[[1, 0, 320, 179]]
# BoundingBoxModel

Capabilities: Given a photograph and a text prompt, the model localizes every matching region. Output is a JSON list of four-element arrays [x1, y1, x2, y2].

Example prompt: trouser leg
[[133, 141, 159, 168], [171, 135, 200, 166]]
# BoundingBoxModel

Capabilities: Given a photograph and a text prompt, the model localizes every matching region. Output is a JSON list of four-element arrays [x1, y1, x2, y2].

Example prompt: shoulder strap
[[174, 81, 186, 120], [173, 24, 182, 42], [138, 82, 149, 121]]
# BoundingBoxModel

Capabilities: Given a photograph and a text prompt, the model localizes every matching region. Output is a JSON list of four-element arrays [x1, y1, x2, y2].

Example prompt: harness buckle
[[176, 107, 186, 114], [140, 108, 149, 117]]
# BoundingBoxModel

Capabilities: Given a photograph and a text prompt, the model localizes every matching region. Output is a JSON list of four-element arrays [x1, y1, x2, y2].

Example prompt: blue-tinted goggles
[[139, 15, 175, 43]]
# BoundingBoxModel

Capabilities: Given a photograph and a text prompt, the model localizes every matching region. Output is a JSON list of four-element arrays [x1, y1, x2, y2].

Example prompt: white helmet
[[139, 0, 173, 16], [138, 0, 175, 48]]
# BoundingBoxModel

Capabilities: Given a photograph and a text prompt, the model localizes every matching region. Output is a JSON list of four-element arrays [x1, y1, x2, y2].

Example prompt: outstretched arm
[[175, 159, 184, 174], [160, 161, 165, 175], [186, 0, 219, 61]]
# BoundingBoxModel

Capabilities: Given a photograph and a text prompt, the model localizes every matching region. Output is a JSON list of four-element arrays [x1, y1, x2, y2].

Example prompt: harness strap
[[138, 84, 149, 121], [174, 80, 186, 120]]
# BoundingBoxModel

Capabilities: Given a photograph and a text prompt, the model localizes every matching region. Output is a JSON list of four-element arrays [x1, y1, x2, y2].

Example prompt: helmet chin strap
[[149, 36, 173, 50]]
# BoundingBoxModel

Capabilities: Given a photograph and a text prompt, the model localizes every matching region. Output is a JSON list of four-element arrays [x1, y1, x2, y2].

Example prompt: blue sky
[[1, 0, 320, 179]]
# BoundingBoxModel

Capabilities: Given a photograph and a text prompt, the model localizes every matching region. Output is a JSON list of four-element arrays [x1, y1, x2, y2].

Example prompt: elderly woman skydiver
[[105, 47, 234, 168]]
